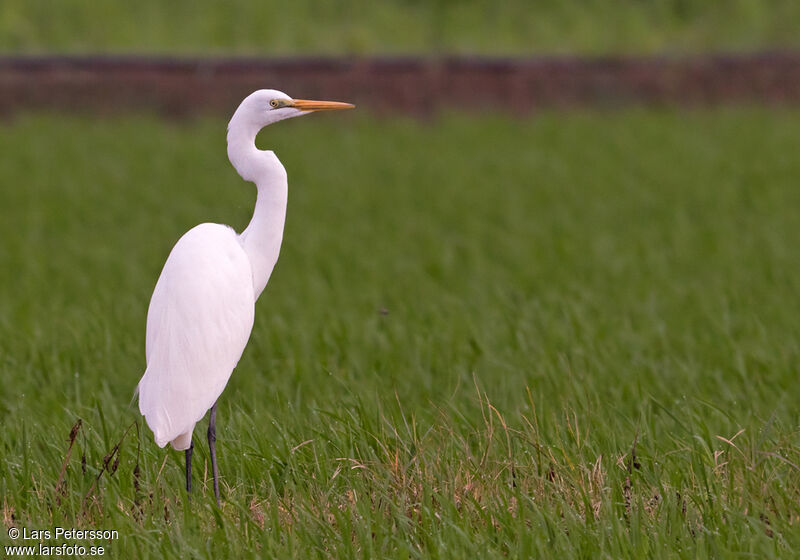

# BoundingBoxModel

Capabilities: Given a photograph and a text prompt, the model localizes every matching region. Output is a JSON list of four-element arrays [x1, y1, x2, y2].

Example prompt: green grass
[[1, 109, 800, 558], [1, 0, 800, 55]]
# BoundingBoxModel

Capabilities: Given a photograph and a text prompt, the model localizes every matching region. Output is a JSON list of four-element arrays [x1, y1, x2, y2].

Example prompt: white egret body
[[135, 90, 353, 502]]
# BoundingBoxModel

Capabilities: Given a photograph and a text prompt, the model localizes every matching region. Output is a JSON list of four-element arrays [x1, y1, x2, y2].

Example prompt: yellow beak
[[290, 99, 355, 111]]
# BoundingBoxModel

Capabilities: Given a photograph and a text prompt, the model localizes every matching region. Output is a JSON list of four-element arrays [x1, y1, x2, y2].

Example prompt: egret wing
[[138, 223, 255, 448]]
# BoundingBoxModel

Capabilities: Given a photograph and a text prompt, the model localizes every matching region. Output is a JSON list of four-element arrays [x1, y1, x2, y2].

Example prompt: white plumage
[[138, 224, 255, 449], [134, 89, 354, 486]]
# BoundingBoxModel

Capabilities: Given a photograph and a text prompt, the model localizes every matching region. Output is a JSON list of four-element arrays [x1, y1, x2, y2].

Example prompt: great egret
[[136, 90, 354, 505]]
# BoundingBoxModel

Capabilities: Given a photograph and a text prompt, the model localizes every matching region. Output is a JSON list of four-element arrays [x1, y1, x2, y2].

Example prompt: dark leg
[[185, 439, 194, 496], [208, 400, 220, 506]]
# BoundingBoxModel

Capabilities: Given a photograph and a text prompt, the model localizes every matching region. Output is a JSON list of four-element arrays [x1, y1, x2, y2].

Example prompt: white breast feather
[[138, 223, 255, 448]]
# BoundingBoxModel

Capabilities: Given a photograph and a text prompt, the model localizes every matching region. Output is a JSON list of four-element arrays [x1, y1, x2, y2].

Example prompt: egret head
[[227, 89, 353, 183], [229, 89, 354, 131]]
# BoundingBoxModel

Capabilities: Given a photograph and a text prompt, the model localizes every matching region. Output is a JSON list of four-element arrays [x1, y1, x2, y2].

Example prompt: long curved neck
[[227, 120, 288, 300]]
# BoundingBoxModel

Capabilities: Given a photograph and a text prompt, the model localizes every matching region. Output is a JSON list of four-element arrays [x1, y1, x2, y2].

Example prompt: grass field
[[1, 109, 800, 558], [1, 0, 800, 55]]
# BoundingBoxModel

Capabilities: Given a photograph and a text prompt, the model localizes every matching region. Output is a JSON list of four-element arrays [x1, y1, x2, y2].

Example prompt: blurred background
[[2, 0, 800, 114], [2, 0, 800, 55], [2, 2, 800, 557]]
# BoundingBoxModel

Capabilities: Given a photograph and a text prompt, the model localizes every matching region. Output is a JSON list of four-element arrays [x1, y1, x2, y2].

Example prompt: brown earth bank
[[1, 53, 800, 116]]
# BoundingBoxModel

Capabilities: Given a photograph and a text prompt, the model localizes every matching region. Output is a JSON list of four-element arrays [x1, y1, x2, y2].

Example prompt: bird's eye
[[269, 99, 280, 108]]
